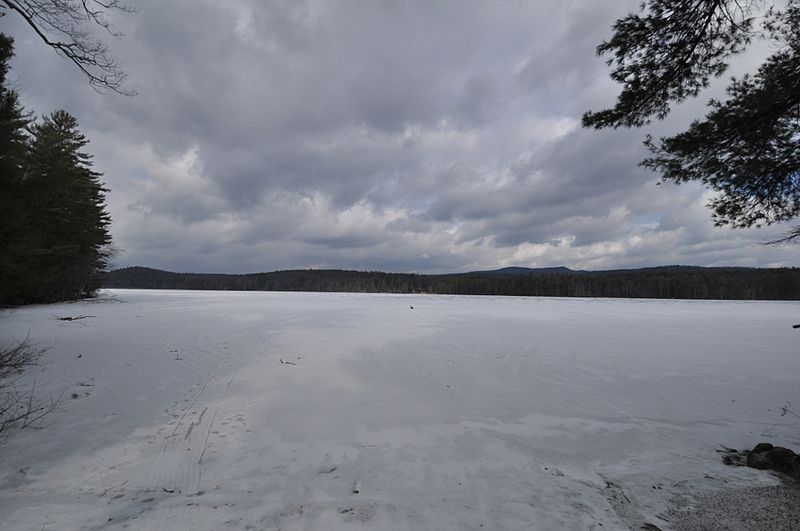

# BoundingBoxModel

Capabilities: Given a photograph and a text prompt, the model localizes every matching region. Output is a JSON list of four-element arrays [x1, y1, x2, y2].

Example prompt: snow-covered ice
[[0, 289, 798, 530]]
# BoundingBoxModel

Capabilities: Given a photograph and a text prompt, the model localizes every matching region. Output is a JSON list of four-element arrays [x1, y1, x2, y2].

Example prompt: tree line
[[0, 34, 111, 306], [103, 266, 800, 301]]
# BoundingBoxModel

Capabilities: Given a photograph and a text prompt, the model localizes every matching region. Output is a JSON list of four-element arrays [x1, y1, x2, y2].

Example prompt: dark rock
[[746, 443, 800, 479], [766, 447, 800, 475], [752, 443, 775, 454], [748, 449, 774, 469]]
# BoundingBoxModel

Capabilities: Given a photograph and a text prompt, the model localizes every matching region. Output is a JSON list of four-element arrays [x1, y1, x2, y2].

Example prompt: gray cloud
[[3, 0, 798, 273]]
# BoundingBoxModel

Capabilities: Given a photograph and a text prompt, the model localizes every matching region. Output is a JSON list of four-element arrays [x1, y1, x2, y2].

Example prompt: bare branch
[[0, 0, 136, 95], [763, 224, 800, 244]]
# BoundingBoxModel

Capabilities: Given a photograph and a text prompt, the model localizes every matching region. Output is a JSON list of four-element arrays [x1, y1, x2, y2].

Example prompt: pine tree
[[0, 33, 31, 305], [585, 1, 800, 239], [0, 33, 112, 306], [24, 110, 112, 302]]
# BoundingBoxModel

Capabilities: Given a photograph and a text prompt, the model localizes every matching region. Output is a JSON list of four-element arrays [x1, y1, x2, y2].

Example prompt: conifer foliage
[[585, 1, 800, 239], [0, 34, 30, 304], [0, 34, 111, 305]]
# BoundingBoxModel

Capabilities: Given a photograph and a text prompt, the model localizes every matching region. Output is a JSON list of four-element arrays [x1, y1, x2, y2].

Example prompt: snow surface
[[0, 289, 798, 530]]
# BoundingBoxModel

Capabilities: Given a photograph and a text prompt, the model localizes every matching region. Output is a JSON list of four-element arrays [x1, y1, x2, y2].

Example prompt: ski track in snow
[[0, 289, 798, 530]]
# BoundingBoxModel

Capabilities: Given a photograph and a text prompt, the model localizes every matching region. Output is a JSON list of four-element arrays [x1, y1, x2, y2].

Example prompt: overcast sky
[[4, 0, 799, 273]]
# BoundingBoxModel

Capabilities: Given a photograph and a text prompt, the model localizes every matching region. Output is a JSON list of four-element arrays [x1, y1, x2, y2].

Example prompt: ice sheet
[[0, 290, 797, 530]]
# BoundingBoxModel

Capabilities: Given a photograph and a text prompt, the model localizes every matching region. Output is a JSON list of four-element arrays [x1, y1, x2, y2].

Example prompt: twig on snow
[[57, 315, 95, 321]]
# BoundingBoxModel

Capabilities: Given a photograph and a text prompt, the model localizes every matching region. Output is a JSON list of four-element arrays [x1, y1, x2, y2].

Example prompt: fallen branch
[[57, 315, 95, 321]]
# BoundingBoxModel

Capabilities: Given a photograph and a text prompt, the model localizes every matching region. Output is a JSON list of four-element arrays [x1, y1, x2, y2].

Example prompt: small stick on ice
[[57, 315, 95, 321]]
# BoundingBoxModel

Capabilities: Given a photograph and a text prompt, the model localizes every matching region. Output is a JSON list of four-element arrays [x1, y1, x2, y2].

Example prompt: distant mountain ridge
[[457, 266, 576, 276], [101, 265, 799, 300]]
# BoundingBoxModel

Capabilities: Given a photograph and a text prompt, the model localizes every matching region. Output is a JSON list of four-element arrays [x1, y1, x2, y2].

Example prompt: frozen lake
[[0, 290, 798, 529]]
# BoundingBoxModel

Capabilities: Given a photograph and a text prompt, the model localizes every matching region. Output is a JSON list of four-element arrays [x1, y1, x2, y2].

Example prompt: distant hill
[[457, 266, 576, 276], [101, 265, 800, 300]]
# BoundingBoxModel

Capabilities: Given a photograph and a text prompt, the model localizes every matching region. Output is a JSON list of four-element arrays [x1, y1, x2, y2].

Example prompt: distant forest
[[103, 266, 800, 301]]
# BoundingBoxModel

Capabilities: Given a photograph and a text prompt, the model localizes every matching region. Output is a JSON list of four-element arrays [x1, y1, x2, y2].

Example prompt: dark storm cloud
[[3, 0, 798, 273]]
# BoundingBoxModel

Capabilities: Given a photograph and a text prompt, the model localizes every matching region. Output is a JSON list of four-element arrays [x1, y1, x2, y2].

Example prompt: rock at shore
[[745, 443, 800, 480], [722, 443, 800, 481]]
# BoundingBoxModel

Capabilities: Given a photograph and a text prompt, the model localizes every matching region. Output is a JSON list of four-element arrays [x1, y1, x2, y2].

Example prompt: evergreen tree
[[584, 1, 800, 239], [0, 33, 31, 305], [0, 32, 112, 306], [24, 110, 112, 302]]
